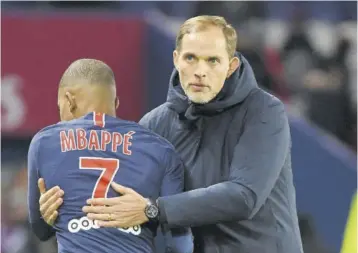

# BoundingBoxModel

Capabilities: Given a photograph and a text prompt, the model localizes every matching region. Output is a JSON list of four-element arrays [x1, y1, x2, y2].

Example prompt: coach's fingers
[[82, 204, 114, 214], [43, 198, 63, 221], [39, 186, 63, 205], [38, 178, 47, 195], [46, 211, 58, 226], [111, 182, 133, 195], [86, 197, 120, 206]]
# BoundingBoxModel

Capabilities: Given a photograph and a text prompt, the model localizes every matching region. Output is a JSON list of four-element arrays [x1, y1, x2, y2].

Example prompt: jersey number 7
[[79, 157, 119, 198]]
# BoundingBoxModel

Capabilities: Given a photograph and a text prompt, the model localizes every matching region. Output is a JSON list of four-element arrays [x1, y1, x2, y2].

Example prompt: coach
[[39, 15, 303, 253]]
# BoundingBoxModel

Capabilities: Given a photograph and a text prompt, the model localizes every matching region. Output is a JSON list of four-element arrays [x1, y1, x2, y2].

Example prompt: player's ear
[[227, 56, 240, 78], [65, 91, 77, 113], [173, 50, 179, 70], [115, 97, 120, 110]]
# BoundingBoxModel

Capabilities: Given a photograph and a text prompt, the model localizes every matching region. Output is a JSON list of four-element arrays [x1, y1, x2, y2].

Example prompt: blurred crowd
[[193, 2, 357, 152], [1, 2, 356, 253]]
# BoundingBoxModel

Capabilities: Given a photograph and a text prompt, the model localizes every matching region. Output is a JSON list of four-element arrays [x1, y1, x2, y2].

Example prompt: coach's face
[[173, 26, 239, 104]]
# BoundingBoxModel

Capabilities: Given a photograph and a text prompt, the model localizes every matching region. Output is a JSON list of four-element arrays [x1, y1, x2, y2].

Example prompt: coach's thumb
[[111, 182, 129, 195], [38, 178, 47, 195]]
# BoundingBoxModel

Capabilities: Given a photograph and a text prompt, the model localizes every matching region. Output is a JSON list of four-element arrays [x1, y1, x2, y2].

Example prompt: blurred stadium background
[[1, 1, 357, 253]]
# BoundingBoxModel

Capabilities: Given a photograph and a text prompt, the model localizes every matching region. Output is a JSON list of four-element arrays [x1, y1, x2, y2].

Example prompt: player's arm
[[27, 134, 56, 241], [160, 149, 193, 253], [158, 99, 290, 227]]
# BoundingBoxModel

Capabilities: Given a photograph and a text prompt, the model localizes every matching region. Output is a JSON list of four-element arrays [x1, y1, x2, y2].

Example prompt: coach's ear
[[65, 91, 77, 113], [227, 56, 240, 78], [173, 50, 179, 70]]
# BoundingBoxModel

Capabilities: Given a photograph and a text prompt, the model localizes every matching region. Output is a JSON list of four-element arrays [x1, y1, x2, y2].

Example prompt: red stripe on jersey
[[93, 112, 105, 128]]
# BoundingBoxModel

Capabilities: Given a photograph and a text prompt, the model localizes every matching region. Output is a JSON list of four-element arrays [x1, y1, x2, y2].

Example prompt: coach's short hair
[[59, 59, 115, 87], [175, 15, 237, 58]]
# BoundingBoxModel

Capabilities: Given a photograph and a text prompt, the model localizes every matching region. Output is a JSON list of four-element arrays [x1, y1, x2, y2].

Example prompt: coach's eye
[[185, 55, 195, 61], [208, 57, 219, 64]]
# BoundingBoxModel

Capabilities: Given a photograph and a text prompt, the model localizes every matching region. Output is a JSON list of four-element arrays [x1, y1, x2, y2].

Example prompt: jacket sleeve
[[139, 106, 168, 136], [139, 109, 158, 130], [160, 149, 193, 253], [27, 134, 56, 241], [158, 98, 290, 227], [138, 113, 152, 129]]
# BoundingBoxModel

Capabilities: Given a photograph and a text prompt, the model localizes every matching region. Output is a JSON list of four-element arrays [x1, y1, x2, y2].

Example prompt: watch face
[[146, 205, 159, 219]]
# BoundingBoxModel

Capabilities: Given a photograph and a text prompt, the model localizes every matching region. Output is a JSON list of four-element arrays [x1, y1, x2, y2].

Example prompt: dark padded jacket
[[139, 54, 303, 253]]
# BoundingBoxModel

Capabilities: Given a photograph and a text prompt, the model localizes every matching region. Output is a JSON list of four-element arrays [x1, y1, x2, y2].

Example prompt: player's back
[[36, 112, 176, 253]]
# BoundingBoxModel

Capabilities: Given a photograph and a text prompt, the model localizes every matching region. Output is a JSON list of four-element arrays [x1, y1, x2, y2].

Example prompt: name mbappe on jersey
[[60, 129, 135, 154]]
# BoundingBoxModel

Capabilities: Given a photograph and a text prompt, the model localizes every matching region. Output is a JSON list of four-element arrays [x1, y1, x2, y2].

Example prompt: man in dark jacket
[[39, 16, 303, 253]]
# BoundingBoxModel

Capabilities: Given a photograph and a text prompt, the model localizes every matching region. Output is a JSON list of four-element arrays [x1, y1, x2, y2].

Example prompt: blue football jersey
[[27, 112, 191, 253]]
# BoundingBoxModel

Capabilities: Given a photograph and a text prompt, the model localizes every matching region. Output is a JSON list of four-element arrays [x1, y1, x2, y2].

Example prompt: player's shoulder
[[28, 123, 61, 152], [31, 123, 60, 141], [34, 120, 71, 135], [30, 120, 79, 145]]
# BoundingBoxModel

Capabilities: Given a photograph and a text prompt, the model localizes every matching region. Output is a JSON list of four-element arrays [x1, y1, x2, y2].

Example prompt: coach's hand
[[82, 182, 149, 228], [38, 178, 64, 226]]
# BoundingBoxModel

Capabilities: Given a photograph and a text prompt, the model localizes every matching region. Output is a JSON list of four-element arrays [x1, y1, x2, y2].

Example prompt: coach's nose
[[194, 72, 206, 79], [194, 60, 208, 79]]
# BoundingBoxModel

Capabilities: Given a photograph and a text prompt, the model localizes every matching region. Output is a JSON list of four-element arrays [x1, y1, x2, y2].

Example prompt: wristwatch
[[144, 198, 159, 222]]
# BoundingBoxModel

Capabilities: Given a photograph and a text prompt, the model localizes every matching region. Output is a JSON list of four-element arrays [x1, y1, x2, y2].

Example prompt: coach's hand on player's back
[[82, 182, 148, 228], [38, 178, 64, 226]]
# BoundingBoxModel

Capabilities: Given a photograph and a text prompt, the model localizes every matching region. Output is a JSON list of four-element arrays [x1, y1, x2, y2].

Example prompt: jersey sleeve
[[160, 148, 193, 253], [27, 133, 56, 241]]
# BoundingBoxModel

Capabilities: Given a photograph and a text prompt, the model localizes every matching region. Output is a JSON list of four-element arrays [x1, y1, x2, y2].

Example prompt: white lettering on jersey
[[68, 216, 141, 236]]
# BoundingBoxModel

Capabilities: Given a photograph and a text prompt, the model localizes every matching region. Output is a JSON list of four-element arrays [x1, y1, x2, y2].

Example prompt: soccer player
[[27, 59, 193, 253]]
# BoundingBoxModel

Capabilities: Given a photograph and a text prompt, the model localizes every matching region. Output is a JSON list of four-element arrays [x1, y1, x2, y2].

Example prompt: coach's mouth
[[189, 83, 207, 88]]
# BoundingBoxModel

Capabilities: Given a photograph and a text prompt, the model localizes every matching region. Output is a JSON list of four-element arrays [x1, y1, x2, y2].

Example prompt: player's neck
[[77, 106, 116, 118]]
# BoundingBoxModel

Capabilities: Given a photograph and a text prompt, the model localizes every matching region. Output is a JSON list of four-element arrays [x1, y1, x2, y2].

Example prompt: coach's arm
[[82, 99, 289, 229], [158, 99, 290, 227]]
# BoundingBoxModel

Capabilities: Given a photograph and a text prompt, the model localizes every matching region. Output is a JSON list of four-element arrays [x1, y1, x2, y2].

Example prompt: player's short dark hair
[[59, 59, 115, 87]]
